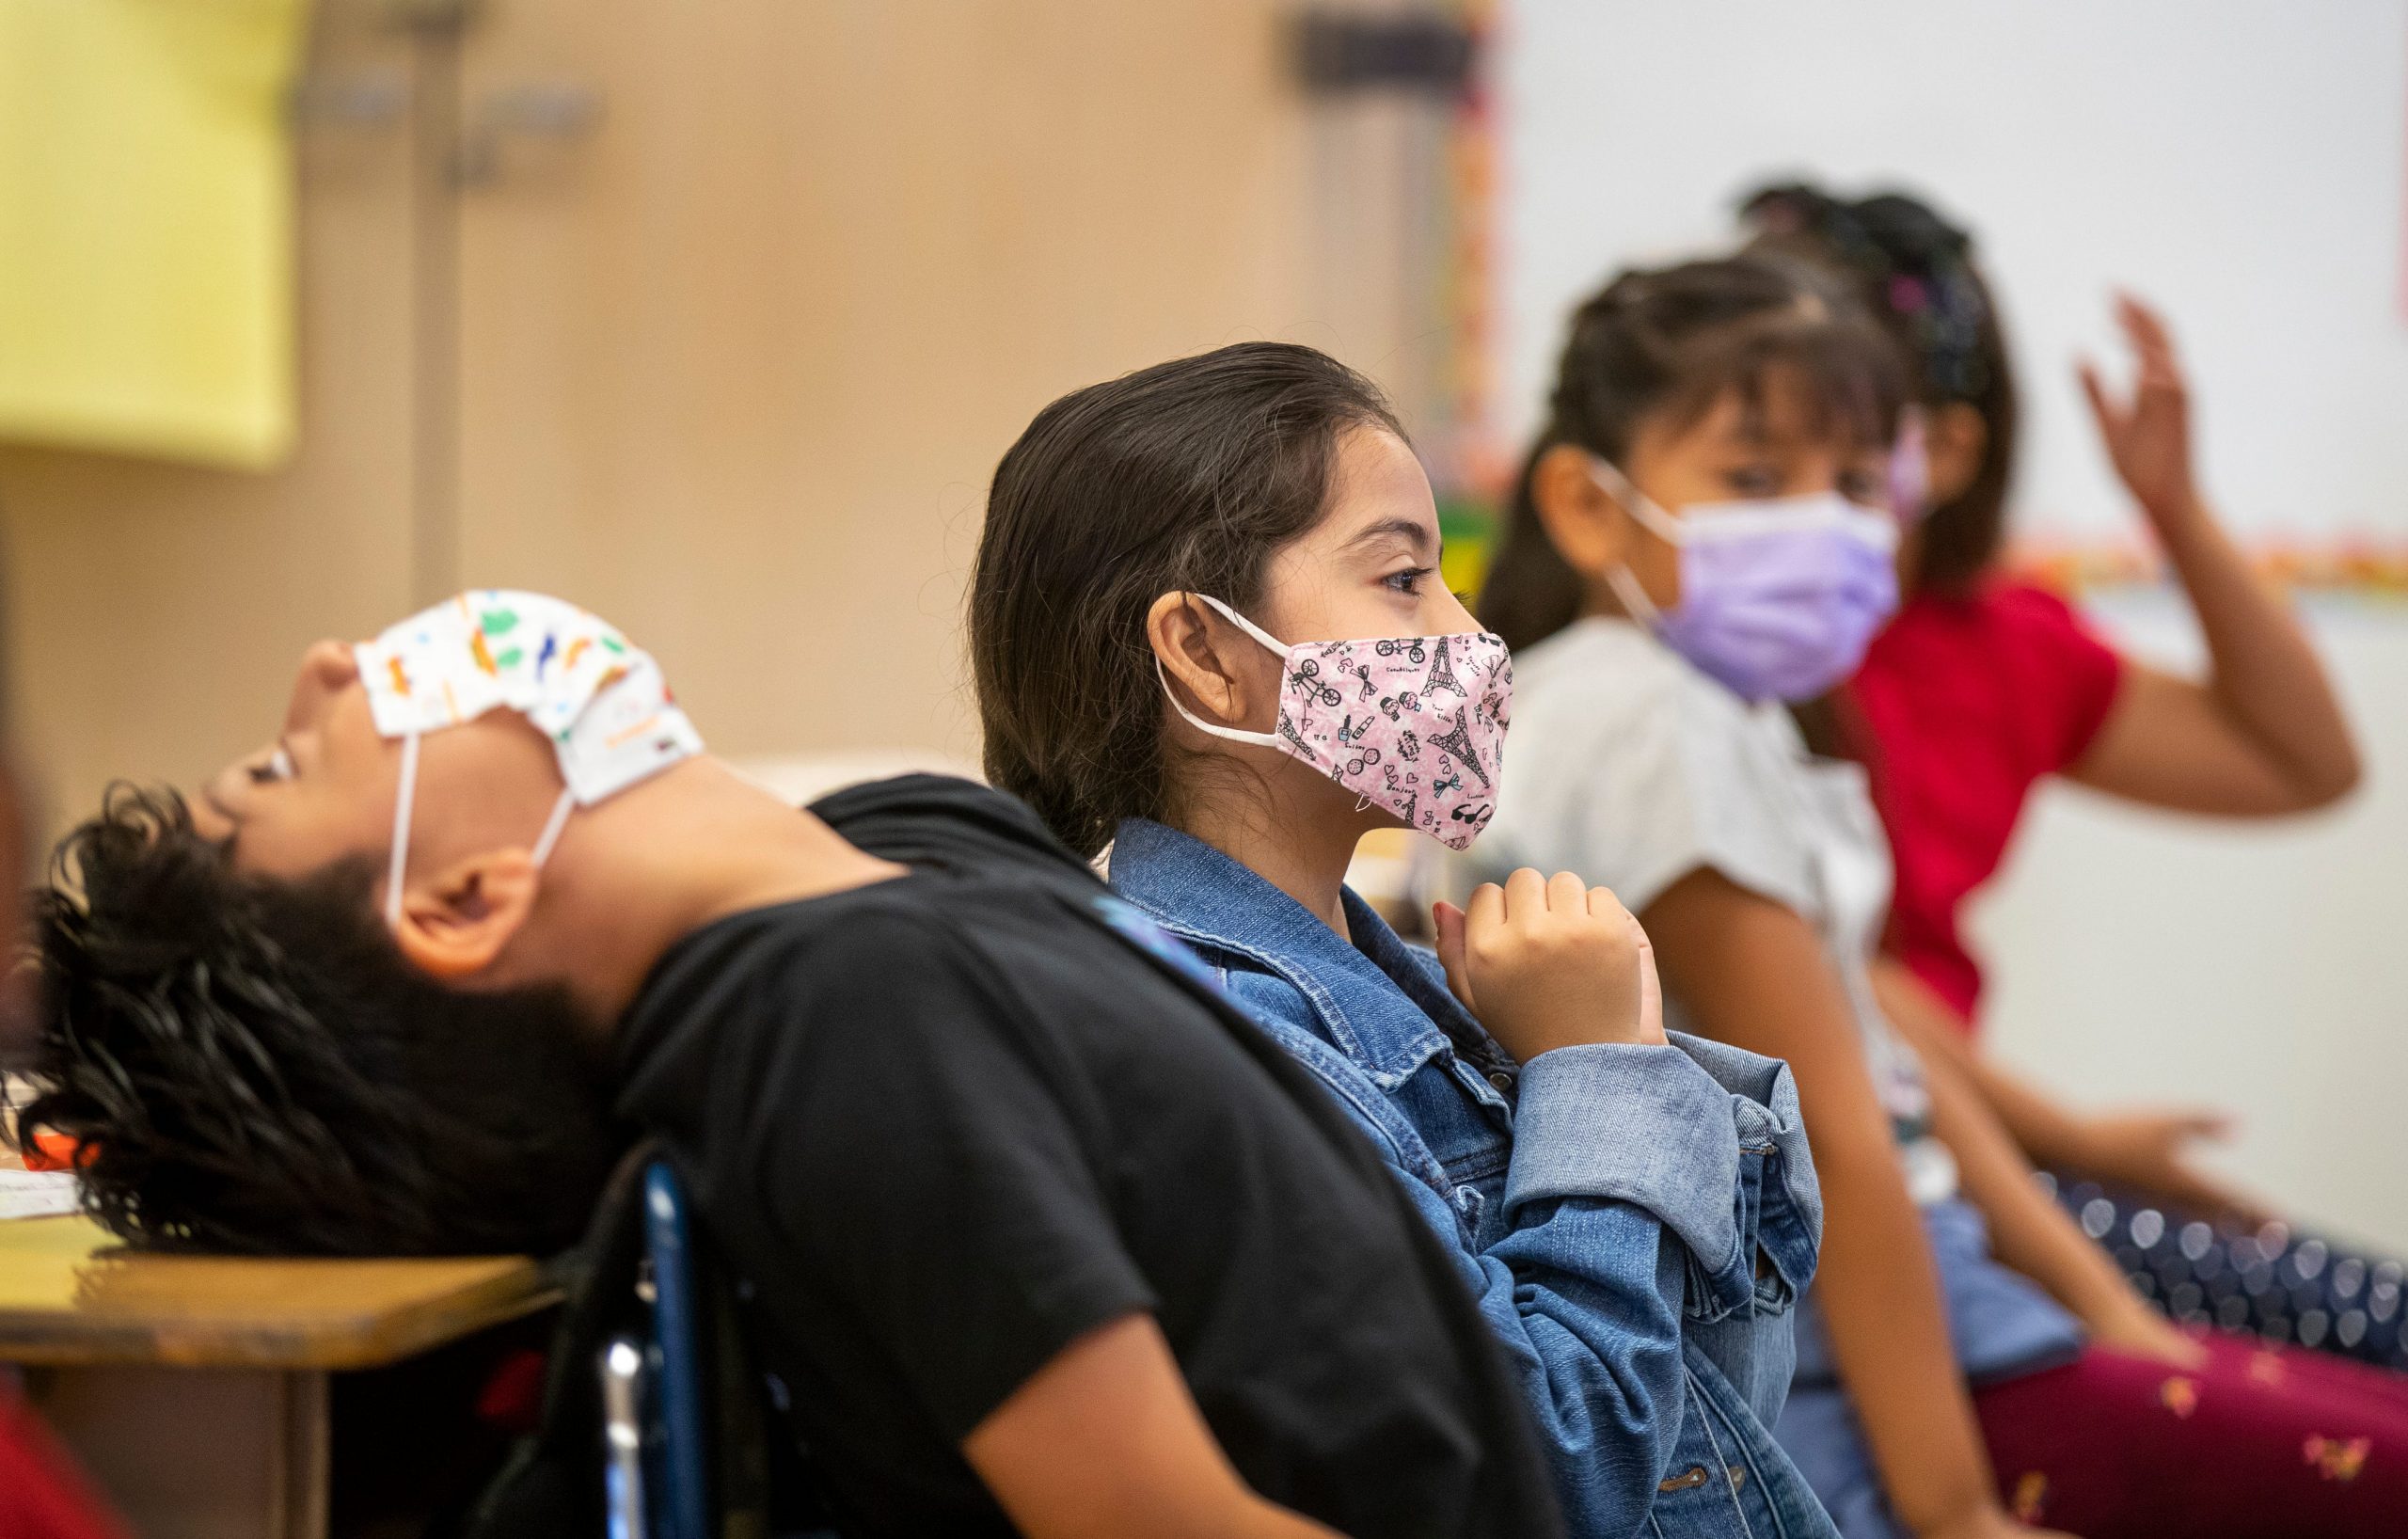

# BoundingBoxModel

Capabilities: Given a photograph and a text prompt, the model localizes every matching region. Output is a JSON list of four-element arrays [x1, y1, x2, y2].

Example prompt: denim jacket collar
[[1108, 817, 1492, 1089]]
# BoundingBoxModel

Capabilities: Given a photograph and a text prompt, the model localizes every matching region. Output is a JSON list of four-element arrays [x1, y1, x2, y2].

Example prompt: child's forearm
[[1873, 961, 2094, 1173], [1919, 1045, 2131, 1327], [2155, 497, 2360, 805]]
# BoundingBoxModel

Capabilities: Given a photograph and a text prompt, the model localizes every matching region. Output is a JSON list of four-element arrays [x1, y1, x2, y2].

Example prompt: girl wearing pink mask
[[1474, 253, 2408, 1539], [974, 341, 1841, 1539]]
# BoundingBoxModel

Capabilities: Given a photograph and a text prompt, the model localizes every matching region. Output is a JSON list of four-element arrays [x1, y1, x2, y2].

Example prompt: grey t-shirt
[[1468, 617, 1948, 1198]]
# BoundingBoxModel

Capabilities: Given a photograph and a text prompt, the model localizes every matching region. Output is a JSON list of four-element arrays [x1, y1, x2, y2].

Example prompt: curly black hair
[[9, 785, 628, 1256]]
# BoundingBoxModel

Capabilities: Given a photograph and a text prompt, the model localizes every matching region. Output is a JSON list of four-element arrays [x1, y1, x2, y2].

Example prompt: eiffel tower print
[[1424, 633, 1466, 698], [1429, 705, 1490, 788]]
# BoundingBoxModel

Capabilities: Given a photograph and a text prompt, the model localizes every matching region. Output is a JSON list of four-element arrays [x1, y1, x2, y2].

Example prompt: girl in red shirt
[[1741, 183, 2388, 1365]]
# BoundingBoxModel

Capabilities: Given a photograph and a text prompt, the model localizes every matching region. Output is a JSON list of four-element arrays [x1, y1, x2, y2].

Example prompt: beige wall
[[451, 0, 1323, 770], [0, 1, 1446, 845]]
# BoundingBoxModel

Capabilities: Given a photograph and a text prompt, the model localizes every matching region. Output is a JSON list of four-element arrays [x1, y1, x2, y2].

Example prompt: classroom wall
[[1981, 596, 2408, 1253], [1500, 0, 2408, 1247]]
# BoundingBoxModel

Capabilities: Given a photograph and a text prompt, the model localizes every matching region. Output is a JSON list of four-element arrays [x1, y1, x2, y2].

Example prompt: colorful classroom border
[[1441, 500, 2408, 603]]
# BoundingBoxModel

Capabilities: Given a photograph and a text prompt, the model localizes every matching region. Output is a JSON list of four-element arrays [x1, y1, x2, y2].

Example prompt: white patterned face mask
[[353, 591, 705, 926]]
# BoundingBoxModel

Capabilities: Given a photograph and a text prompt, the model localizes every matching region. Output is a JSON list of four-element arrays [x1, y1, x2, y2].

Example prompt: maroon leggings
[[1976, 1329, 2408, 1536]]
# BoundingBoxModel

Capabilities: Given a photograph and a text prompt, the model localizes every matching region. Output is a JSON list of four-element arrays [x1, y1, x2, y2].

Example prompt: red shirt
[[0, 1391, 125, 1539], [1847, 579, 2125, 1030]]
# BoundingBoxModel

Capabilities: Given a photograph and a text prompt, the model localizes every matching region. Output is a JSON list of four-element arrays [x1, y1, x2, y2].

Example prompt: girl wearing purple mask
[[1741, 182, 2388, 1368], [1474, 254, 2408, 1539], [974, 341, 1839, 1539]]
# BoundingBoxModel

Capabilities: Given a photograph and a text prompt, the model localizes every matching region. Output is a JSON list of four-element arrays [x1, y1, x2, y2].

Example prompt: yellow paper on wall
[[0, 0, 310, 468]]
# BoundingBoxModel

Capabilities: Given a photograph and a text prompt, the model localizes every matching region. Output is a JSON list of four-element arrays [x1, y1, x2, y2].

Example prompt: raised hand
[[1432, 868, 1666, 1061], [2078, 293, 2204, 530]]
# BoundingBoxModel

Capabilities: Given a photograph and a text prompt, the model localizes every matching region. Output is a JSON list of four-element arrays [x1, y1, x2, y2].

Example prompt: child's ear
[[1529, 444, 1628, 579], [390, 849, 542, 980], [1146, 592, 1259, 735]]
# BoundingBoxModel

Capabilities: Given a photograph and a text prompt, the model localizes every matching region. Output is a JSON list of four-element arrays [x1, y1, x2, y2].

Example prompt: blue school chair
[[603, 1158, 837, 1539], [598, 1161, 707, 1539]]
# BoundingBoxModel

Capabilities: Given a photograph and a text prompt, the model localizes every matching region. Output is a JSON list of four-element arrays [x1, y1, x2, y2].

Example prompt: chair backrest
[[625, 1158, 832, 1539], [640, 1161, 713, 1539], [469, 1144, 833, 1539]]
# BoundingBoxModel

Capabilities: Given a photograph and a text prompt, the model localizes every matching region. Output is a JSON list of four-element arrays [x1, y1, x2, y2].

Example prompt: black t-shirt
[[614, 776, 1560, 1538]]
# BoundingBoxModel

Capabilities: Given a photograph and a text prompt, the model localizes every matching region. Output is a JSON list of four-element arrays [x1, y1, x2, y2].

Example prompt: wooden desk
[[1, 1216, 556, 1539]]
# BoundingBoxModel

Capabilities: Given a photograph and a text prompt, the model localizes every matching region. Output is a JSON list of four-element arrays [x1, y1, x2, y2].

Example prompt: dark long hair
[[13, 785, 627, 1255], [1480, 253, 1907, 654], [971, 341, 1404, 858], [1739, 181, 2018, 594]]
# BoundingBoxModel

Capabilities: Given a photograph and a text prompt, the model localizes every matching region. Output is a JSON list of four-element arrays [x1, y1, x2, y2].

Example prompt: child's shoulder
[[1515, 618, 1676, 729], [1515, 618, 1782, 763]]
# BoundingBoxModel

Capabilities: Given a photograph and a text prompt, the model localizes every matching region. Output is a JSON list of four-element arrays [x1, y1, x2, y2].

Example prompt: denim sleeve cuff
[[1667, 1030, 1824, 1306], [1503, 1041, 1746, 1273]]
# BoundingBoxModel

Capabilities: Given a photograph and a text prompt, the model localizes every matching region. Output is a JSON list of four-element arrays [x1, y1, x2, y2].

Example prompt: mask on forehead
[[353, 590, 705, 927]]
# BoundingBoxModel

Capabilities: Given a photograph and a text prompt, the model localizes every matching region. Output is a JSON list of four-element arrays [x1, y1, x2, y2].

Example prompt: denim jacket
[[1109, 818, 1837, 1539]]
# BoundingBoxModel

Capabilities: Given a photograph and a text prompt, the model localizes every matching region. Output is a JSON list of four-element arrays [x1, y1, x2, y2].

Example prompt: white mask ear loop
[[1586, 456, 1687, 545], [1603, 564, 1666, 628], [1587, 458, 1678, 628], [1157, 658, 1282, 749], [1154, 593, 1290, 749], [387, 733, 577, 931], [385, 730, 421, 928], [529, 786, 578, 867]]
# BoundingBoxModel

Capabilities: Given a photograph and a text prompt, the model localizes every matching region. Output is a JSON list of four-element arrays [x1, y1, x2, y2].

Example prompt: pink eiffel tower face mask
[[1159, 594, 1513, 850]]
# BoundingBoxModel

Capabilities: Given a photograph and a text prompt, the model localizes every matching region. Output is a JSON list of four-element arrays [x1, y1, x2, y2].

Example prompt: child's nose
[[284, 639, 361, 731]]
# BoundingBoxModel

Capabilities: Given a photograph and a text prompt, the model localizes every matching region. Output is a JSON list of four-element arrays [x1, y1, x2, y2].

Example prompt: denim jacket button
[[1485, 1070, 1513, 1092]]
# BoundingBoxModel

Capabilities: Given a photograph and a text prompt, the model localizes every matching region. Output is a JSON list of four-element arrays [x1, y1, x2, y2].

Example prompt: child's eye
[[246, 746, 295, 785], [1723, 465, 1782, 497], [1382, 565, 1434, 596]]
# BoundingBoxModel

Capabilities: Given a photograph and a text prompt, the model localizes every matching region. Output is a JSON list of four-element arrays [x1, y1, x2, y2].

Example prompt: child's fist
[[1434, 868, 1666, 1062]]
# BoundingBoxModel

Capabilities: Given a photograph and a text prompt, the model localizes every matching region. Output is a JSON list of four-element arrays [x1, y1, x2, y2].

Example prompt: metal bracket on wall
[[288, 69, 410, 131], [1291, 9, 1476, 98], [378, 0, 480, 36], [452, 83, 607, 187]]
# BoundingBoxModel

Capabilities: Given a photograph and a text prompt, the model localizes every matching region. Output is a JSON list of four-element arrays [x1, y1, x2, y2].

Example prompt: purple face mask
[[1591, 459, 1901, 703]]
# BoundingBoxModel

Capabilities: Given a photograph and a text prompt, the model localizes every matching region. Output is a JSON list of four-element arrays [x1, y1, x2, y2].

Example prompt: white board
[[1498, 0, 2408, 541]]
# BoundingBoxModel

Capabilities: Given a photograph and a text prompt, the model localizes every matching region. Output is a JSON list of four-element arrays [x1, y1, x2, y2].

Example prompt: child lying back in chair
[[9, 590, 1562, 1539]]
